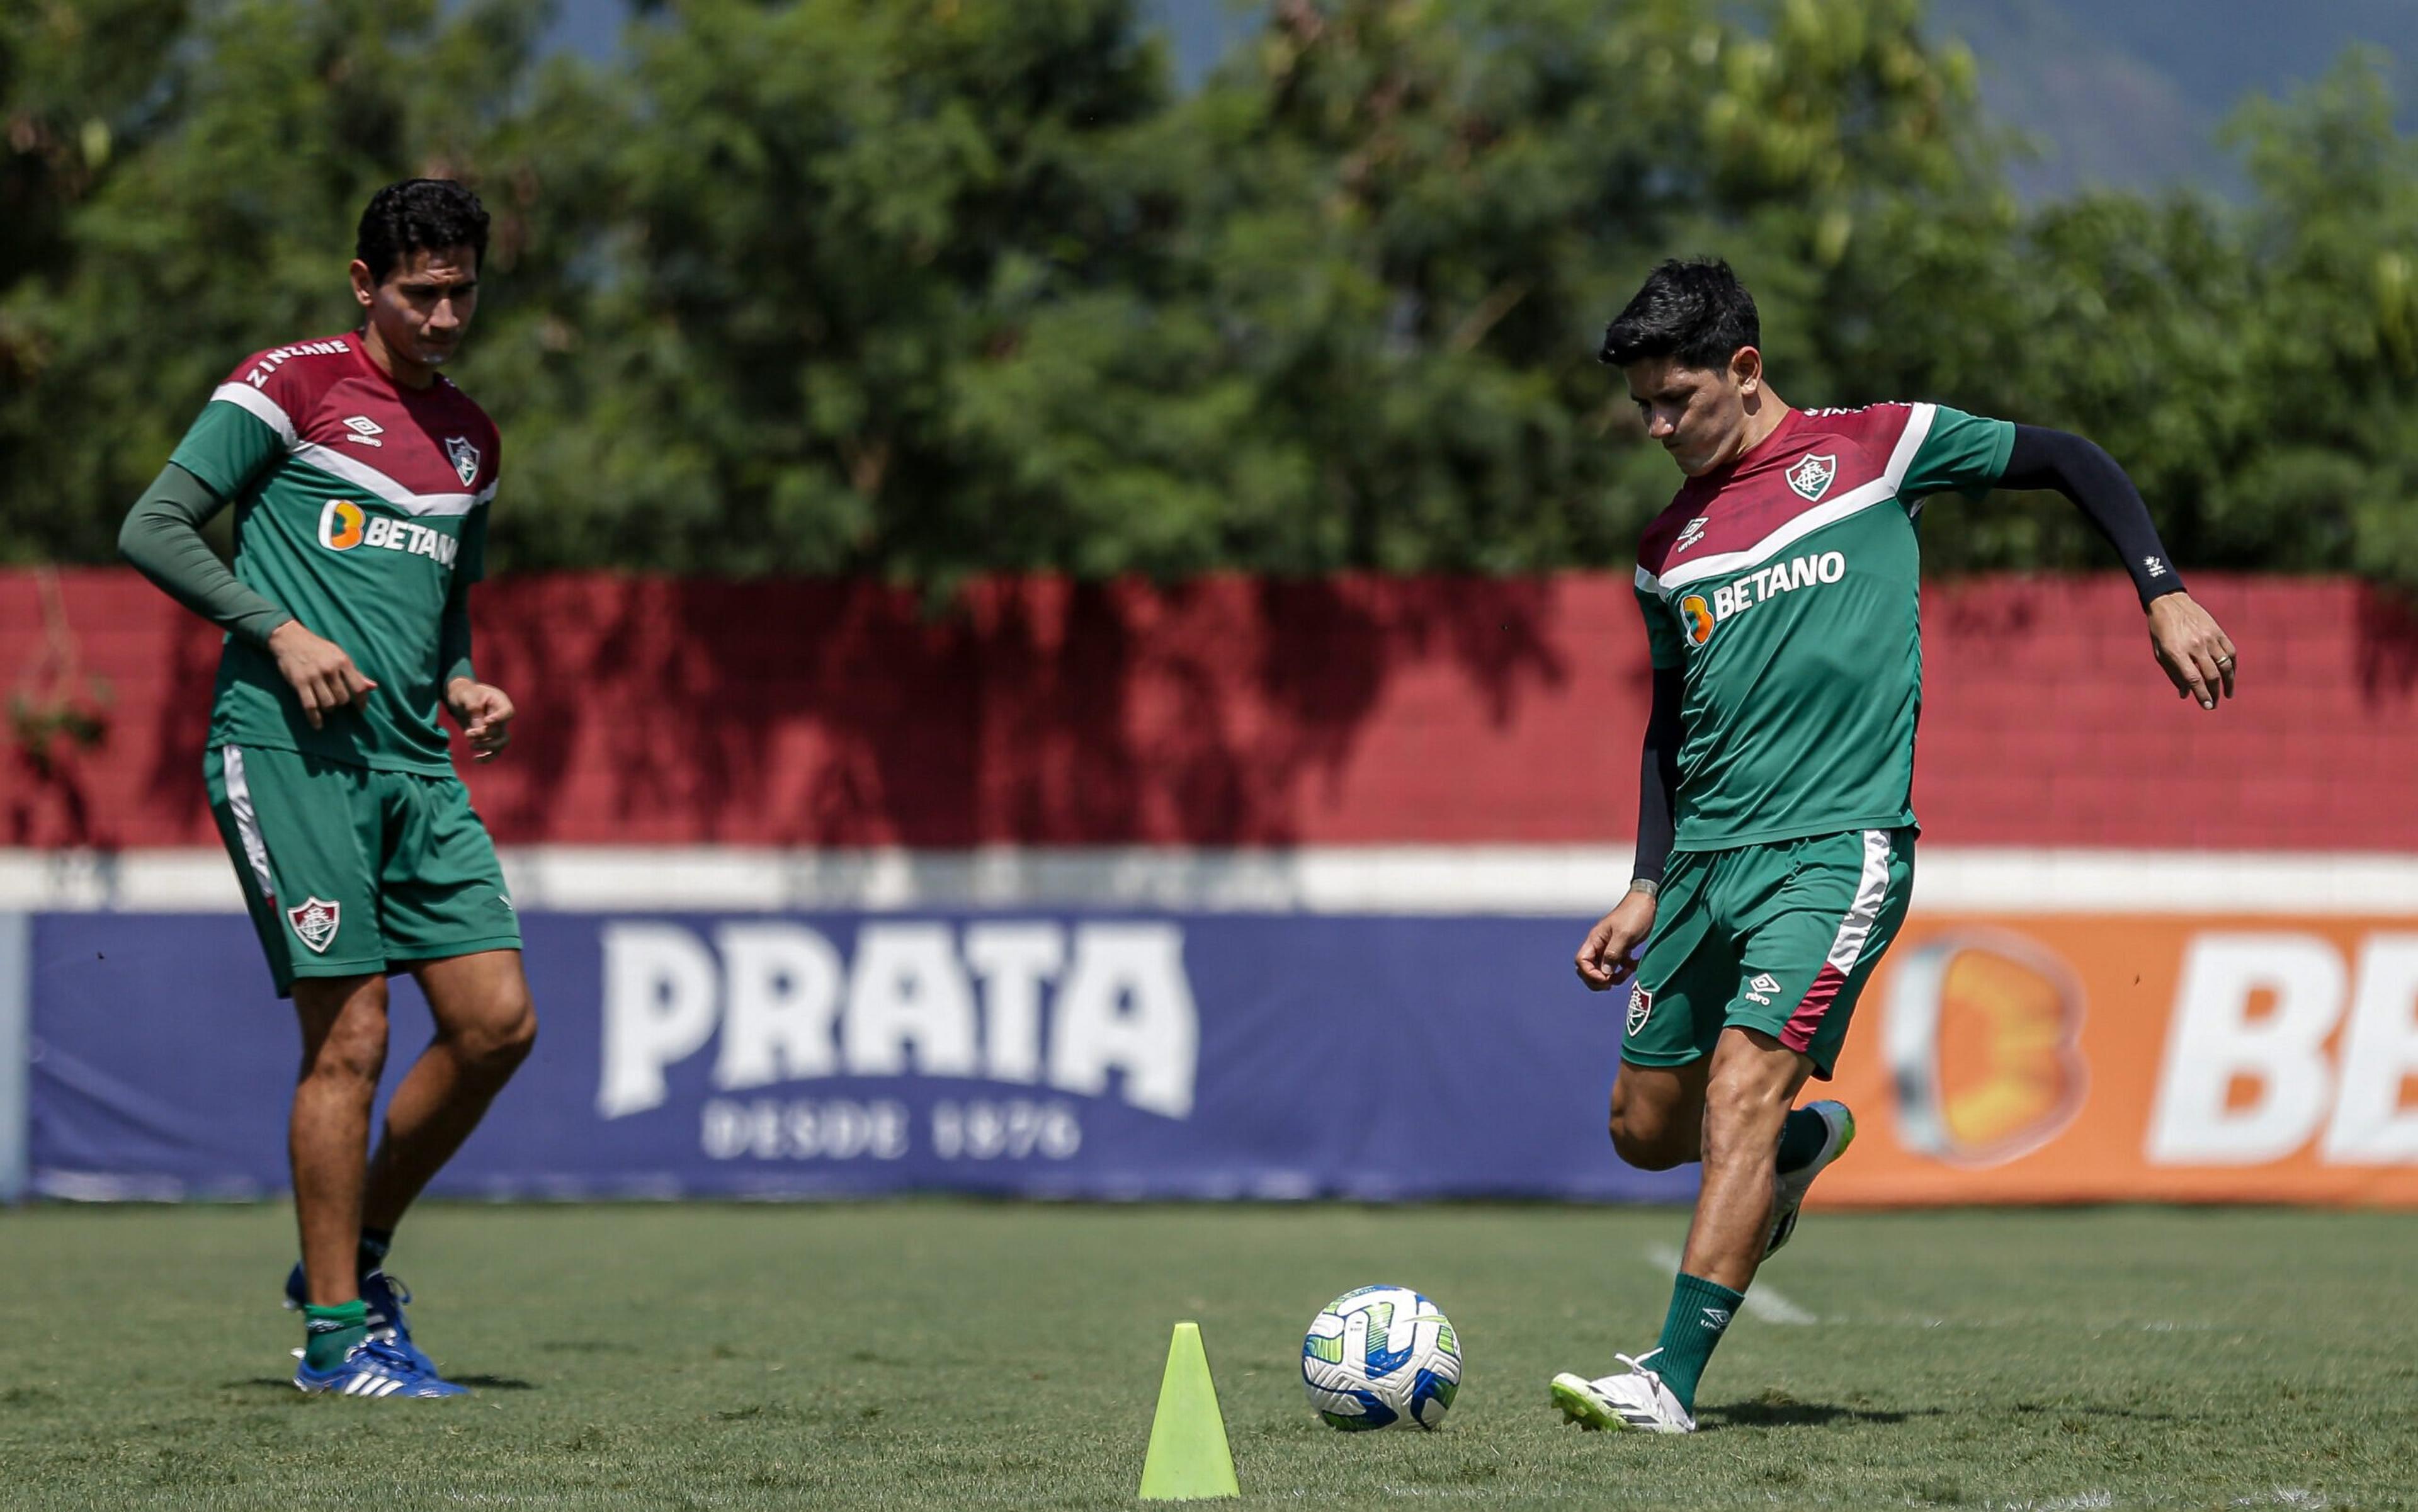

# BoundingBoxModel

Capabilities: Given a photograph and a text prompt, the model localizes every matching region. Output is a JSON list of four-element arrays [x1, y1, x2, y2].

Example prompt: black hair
[[1598, 257, 1759, 371], [355, 178, 490, 282]]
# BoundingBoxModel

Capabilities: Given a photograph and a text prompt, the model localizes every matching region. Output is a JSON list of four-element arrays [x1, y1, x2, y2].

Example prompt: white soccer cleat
[[1550, 1351, 1696, 1435], [1764, 1098, 1856, 1259]]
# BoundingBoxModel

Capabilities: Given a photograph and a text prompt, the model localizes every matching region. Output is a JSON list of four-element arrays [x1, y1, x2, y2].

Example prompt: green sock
[[1776, 1106, 1828, 1174], [1650, 1273, 1744, 1414], [302, 1300, 369, 1372]]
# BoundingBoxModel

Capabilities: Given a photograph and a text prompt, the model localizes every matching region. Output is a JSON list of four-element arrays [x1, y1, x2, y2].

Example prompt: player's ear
[[1731, 346, 1764, 395], [348, 259, 376, 309]]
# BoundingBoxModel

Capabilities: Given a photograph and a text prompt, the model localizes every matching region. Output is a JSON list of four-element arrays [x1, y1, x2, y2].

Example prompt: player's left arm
[[1997, 424, 2237, 711], [441, 494, 514, 762]]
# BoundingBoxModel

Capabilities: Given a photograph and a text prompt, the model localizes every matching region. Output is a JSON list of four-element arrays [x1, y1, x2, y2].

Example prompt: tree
[[4, 0, 2414, 589]]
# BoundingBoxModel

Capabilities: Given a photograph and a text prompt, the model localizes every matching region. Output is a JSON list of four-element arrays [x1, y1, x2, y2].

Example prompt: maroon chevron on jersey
[[208, 333, 499, 511], [1636, 403, 1938, 594]]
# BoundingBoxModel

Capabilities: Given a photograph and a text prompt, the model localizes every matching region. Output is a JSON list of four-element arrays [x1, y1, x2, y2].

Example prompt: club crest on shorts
[[445, 436, 481, 487], [287, 897, 341, 955], [1626, 984, 1654, 1037], [1785, 452, 1837, 502]]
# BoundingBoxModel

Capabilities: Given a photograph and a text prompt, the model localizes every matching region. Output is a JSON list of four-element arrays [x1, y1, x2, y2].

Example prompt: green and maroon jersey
[[167, 333, 499, 775], [1633, 402, 2012, 851]]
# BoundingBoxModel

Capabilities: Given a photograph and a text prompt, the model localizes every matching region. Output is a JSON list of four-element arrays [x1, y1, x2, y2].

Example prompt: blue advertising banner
[[23, 911, 1691, 1202]]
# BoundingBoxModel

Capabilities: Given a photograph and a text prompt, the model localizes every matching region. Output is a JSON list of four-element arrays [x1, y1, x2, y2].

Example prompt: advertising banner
[[1818, 916, 2418, 1205], [24, 910, 2418, 1205], [23, 910, 1683, 1202]]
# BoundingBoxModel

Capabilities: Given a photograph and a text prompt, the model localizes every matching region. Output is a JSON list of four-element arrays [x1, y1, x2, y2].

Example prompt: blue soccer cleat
[[284, 1263, 440, 1375], [293, 1335, 468, 1398]]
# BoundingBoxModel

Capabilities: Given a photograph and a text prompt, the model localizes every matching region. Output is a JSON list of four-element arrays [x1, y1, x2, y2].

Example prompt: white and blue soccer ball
[[1301, 1285, 1462, 1431]]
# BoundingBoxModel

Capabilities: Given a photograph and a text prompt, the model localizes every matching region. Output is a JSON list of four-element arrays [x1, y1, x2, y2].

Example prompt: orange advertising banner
[[1815, 916, 2418, 1206]]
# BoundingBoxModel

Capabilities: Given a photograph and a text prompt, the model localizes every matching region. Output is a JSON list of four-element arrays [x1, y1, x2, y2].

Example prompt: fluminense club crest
[[1785, 452, 1837, 502], [287, 897, 341, 954], [1626, 984, 1654, 1037], [445, 436, 481, 487]]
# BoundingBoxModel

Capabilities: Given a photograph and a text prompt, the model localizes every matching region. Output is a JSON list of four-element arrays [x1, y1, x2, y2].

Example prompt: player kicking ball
[[1551, 258, 2237, 1433], [120, 179, 535, 1398]]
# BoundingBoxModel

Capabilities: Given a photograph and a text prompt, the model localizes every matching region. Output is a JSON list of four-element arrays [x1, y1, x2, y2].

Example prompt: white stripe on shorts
[[1824, 829, 1895, 974], [220, 746, 276, 904]]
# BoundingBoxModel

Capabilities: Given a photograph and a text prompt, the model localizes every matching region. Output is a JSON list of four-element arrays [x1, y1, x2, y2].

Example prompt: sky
[[535, 0, 2416, 198]]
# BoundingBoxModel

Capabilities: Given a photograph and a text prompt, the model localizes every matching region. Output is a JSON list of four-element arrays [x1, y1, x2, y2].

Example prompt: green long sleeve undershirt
[[118, 462, 475, 685], [116, 462, 292, 649]]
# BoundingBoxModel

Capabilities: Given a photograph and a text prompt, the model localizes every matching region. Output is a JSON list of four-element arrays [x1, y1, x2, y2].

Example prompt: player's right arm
[[1578, 592, 1685, 992], [118, 376, 377, 729]]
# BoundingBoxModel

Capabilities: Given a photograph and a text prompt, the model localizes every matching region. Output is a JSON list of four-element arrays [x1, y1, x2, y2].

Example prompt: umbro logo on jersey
[[1626, 984, 1654, 1037], [287, 897, 341, 954], [341, 416, 385, 446], [445, 436, 481, 487], [1745, 971, 1781, 1006], [1785, 452, 1837, 502], [1672, 516, 1710, 554]]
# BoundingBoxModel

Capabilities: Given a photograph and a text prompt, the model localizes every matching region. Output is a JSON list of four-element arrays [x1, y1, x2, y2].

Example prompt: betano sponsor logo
[[596, 919, 1200, 1127], [2148, 931, 2418, 1165], [1884, 929, 2088, 1168], [1678, 594, 1714, 645], [1866, 926, 2418, 1179], [1677, 550, 1846, 645], [317, 499, 460, 566], [317, 499, 366, 550]]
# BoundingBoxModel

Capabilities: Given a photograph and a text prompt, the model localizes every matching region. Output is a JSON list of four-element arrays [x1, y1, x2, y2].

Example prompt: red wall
[[6, 569, 2413, 851]]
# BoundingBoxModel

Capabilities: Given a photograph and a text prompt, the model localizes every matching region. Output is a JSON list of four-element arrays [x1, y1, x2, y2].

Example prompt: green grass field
[[3, 1202, 2413, 1510]]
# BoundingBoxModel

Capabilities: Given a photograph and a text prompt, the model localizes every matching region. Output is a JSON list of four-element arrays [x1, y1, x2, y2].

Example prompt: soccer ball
[[1300, 1285, 1462, 1431]]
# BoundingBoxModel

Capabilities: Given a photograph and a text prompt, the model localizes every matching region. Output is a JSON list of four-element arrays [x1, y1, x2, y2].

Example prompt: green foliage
[[4, 0, 2415, 584]]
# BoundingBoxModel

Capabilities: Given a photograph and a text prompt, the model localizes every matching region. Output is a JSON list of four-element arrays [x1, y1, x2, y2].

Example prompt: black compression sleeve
[[1632, 665, 1683, 887], [438, 580, 475, 689], [1999, 425, 2185, 606], [116, 463, 292, 647]]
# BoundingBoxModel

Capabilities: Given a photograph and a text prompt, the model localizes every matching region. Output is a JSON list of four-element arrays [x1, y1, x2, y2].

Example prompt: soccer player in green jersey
[[1550, 259, 2239, 1433], [118, 179, 535, 1399]]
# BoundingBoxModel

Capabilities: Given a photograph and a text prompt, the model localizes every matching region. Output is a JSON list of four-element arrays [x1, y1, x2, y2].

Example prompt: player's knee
[[1699, 1078, 1786, 1171], [448, 986, 537, 1079], [1608, 1106, 1688, 1171], [305, 1020, 387, 1089]]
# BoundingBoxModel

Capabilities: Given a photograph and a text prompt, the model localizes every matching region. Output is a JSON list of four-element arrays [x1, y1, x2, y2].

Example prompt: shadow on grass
[[222, 1375, 539, 1392], [1702, 1399, 1944, 1431]]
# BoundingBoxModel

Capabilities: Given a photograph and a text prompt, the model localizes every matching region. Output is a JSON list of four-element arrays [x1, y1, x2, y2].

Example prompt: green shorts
[[205, 744, 521, 997], [1621, 827, 1914, 1080]]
